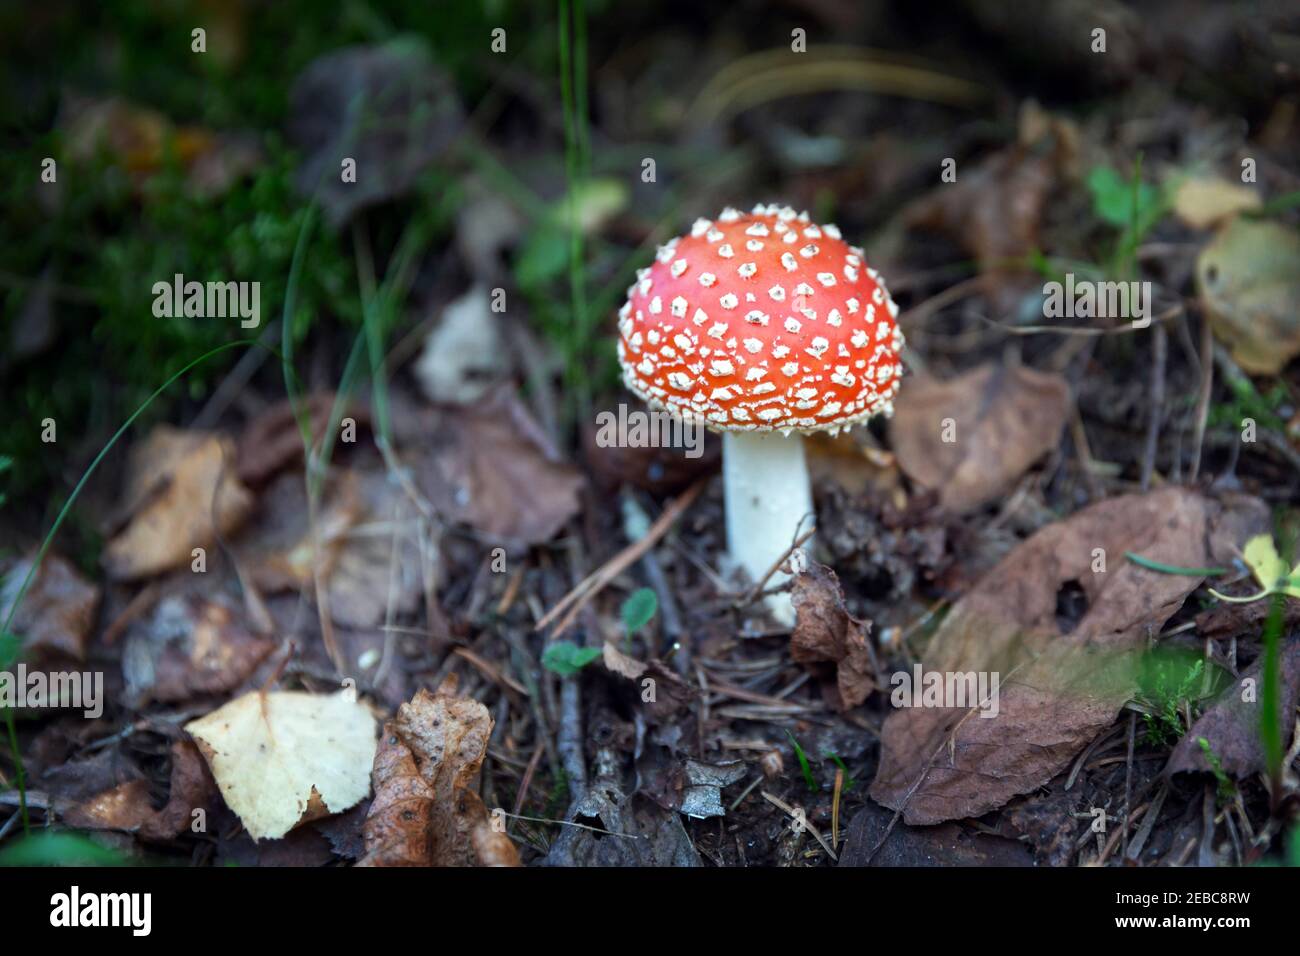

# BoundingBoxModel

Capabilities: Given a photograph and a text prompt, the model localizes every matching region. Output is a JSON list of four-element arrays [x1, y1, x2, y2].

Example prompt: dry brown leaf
[[236, 469, 423, 629], [1168, 638, 1300, 779], [889, 363, 1069, 514], [236, 393, 366, 486], [237, 470, 361, 593], [838, 802, 1034, 867], [121, 593, 276, 705], [869, 487, 1267, 825], [0, 551, 100, 661], [104, 426, 253, 581], [603, 641, 648, 681], [790, 562, 876, 711], [325, 471, 425, 629], [359, 687, 520, 867], [904, 129, 1070, 280], [61, 740, 216, 842], [805, 429, 903, 500], [414, 389, 583, 545], [1196, 217, 1300, 374], [356, 721, 436, 866]]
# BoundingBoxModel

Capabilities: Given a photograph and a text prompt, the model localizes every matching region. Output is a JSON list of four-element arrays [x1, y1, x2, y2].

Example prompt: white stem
[[722, 430, 813, 627]]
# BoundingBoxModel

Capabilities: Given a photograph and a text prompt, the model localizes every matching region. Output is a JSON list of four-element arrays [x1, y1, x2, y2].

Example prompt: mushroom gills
[[722, 430, 813, 628]]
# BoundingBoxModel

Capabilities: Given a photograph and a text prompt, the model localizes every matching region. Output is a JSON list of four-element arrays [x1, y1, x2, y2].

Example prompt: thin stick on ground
[[536, 479, 705, 636], [737, 524, 816, 609], [1140, 319, 1167, 491], [1189, 312, 1214, 483], [762, 790, 838, 862]]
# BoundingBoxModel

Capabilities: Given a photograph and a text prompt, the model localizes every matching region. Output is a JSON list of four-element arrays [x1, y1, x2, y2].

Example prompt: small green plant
[[541, 640, 601, 677], [823, 751, 856, 791], [620, 587, 657, 650], [785, 730, 818, 793], [1208, 375, 1288, 434], [1140, 654, 1206, 746], [1088, 165, 1162, 233], [1196, 737, 1235, 804], [1086, 157, 1168, 280]]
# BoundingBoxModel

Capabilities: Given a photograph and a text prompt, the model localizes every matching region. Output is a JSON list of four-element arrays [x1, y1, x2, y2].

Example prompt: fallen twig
[[536, 479, 705, 636], [762, 790, 838, 862]]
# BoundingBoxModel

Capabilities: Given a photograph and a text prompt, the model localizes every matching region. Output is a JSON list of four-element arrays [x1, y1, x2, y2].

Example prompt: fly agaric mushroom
[[616, 204, 905, 624]]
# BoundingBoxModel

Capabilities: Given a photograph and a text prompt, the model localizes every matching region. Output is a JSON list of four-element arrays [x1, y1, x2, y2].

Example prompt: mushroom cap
[[616, 204, 905, 434]]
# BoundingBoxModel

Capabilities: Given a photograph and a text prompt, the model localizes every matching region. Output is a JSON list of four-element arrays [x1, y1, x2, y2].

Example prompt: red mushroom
[[616, 204, 905, 623]]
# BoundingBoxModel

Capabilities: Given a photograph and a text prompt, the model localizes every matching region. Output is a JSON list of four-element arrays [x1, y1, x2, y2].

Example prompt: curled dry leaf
[[1167, 637, 1300, 780], [889, 363, 1069, 514], [790, 561, 876, 711], [602, 641, 648, 681], [0, 551, 100, 661], [358, 687, 520, 867], [1196, 217, 1300, 374], [185, 690, 378, 841], [357, 721, 435, 866], [869, 487, 1267, 825], [676, 759, 747, 819], [104, 426, 253, 581], [61, 740, 216, 842]]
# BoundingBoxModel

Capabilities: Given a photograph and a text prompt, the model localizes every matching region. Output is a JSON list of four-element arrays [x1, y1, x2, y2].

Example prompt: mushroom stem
[[722, 430, 813, 627]]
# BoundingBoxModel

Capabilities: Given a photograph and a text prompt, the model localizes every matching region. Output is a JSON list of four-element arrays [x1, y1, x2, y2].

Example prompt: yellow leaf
[[1241, 533, 1288, 590], [186, 690, 377, 841]]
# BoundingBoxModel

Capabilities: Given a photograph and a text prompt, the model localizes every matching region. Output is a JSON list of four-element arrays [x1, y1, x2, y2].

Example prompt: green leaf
[[0, 831, 129, 867], [515, 224, 569, 288], [541, 641, 602, 677], [823, 751, 856, 791], [620, 587, 658, 635], [1088, 165, 1159, 230], [786, 730, 818, 793]]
